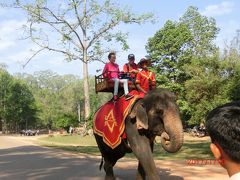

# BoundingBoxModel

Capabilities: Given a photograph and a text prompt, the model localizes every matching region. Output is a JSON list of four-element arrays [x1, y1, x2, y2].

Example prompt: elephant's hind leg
[[104, 159, 115, 180]]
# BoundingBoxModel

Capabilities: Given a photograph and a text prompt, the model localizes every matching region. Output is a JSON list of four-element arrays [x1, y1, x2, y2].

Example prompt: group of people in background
[[102, 52, 156, 101]]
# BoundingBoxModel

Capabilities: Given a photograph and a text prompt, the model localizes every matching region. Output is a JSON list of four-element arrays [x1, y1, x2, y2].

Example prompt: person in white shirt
[[206, 101, 240, 179]]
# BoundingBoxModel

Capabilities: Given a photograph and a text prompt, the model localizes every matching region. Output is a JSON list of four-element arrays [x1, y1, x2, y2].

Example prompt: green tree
[[180, 6, 219, 57], [146, 6, 220, 125], [146, 20, 192, 86], [184, 54, 229, 124], [0, 69, 37, 133], [146, 20, 193, 121], [12, 0, 154, 120], [17, 70, 109, 129], [0, 68, 13, 133], [221, 30, 240, 101], [54, 113, 78, 130], [5, 80, 37, 131]]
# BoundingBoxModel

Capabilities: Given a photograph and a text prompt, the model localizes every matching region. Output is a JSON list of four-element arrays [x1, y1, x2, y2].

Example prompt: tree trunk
[[3, 120, 7, 134], [83, 51, 90, 120], [0, 120, 2, 132], [82, 0, 90, 121]]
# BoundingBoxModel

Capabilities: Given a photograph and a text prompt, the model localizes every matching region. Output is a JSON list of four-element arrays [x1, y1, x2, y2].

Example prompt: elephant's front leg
[[125, 120, 159, 180], [136, 162, 146, 180]]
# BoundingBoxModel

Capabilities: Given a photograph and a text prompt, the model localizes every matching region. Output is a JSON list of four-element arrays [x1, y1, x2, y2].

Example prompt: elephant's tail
[[99, 156, 104, 170]]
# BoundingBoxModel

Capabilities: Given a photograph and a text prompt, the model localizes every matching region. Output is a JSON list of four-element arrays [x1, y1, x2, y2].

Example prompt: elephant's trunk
[[161, 109, 183, 153]]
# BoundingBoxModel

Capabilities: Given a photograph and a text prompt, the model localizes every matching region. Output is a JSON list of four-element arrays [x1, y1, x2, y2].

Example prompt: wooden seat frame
[[95, 72, 136, 94]]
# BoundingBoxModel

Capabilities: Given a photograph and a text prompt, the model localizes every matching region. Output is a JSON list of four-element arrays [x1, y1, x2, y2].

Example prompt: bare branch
[[72, 0, 85, 35], [92, 59, 106, 64], [22, 48, 45, 68], [88, 19, 119, 49], [46, 46, 80, 60], [28, 34, 81, 63], [42, 6, 85, 49]]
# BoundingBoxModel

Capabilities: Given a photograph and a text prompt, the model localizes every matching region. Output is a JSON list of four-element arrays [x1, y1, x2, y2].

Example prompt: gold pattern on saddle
[[104, 109, 117, 133]]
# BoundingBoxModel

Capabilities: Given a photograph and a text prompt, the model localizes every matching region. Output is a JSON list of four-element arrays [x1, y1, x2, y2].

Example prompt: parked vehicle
[[189, 125, 208, 137], [19, 129, 39, 136]]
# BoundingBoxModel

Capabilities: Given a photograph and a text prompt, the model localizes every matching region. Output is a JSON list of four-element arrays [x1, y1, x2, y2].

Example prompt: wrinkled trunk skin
[[161, 108, 183, 153]]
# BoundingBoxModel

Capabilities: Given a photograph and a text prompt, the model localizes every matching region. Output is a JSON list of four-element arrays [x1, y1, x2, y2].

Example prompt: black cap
[[128, 54, 135, 60]]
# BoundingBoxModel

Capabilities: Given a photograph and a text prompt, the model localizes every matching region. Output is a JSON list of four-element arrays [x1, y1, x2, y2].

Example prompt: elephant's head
[[143, 88, 183, 153]]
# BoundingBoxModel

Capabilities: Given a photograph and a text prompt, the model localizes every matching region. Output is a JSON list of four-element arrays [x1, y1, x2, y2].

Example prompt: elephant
[[94, 88, 183, 180]]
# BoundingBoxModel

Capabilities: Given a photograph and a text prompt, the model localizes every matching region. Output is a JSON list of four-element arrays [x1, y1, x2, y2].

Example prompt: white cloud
[[0, 19, 27, 50], [0, 40, 15, 50], [0, 20, 25, 36], [202, 1, 234, 16], [0, 8, 7, 16]]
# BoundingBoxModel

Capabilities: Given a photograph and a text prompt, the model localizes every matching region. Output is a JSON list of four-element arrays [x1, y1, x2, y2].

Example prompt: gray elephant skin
[[94, 88, 184, 180]]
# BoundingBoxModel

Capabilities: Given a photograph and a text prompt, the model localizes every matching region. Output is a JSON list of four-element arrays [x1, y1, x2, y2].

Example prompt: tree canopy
[[0, 68, 37, 133], [147, 6, 239, 125]]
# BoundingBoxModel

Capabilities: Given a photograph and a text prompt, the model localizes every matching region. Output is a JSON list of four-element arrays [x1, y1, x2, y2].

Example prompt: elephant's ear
[[129, 102, 148, 129]]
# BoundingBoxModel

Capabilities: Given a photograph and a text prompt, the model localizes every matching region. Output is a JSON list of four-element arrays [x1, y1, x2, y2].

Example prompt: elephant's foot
[[104, 160, 115, 180], [136, 164, 146, 180], [105, 175, 115, 180], [136, 173, 159, 180], [136, 172, 146, 180]]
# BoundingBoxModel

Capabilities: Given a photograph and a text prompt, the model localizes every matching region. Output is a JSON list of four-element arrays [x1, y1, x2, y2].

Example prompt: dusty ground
[[0, 134, 228, 180]]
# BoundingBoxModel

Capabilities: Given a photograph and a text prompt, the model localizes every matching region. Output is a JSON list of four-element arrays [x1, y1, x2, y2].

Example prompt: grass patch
[[37, 134, 213, 160], [38, 135, 100, 155], [153, 139, 213, 160], [39, 135, 97, 146]]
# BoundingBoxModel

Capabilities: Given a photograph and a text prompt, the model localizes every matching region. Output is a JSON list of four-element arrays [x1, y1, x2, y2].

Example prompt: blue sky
[[0, 0, 239, 77]]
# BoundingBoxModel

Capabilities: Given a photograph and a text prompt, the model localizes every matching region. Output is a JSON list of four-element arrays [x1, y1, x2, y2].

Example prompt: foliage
[[16, 70, 110, 130], [179, 6, 219, 57], [146, 6, 229, 125], [0, 69, 37, 132], [0, 69, 13, 132], [54, 113, 78, 130], [184, 54, 229, 124]]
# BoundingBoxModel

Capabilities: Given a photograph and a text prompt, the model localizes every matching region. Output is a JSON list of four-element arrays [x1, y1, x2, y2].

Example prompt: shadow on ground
[[0, 145, 183, 180]]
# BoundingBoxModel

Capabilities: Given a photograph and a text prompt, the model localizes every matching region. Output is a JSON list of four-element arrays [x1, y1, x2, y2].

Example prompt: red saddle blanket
[[93, 90, 143, 149]]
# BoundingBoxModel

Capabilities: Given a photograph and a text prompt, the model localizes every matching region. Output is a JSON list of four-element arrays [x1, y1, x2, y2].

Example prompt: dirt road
[[0, 135, 228, 180]]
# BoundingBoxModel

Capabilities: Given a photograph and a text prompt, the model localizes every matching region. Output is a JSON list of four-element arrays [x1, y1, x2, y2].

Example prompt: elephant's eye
[[154, 109, 163, 118], [157, 109, 163, 115]]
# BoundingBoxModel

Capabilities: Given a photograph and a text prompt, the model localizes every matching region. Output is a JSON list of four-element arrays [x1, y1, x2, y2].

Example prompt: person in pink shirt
[[102, 52, 133, 101]]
